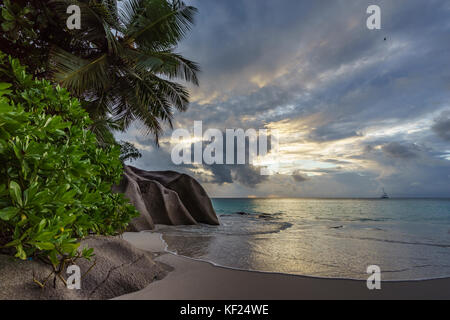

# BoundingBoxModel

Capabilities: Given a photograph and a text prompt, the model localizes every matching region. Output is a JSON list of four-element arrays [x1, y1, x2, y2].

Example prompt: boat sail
[[380, 188, 389, 199]]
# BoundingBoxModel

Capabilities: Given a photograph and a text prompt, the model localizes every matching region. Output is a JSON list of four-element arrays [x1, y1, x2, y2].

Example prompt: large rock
[[114, 166, 220, 231], [0, 236, 171, 300]]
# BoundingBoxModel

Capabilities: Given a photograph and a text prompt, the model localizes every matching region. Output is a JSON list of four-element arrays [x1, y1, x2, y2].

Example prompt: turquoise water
[[155, 198, 450, 280]]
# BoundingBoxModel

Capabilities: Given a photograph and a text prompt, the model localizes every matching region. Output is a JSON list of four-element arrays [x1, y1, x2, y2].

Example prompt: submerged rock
[[0, 236, 171, 300], [114, 166, 220, 231]]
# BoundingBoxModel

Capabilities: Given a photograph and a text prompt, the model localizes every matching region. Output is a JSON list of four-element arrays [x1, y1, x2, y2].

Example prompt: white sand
[[116, 231, 450, 300]]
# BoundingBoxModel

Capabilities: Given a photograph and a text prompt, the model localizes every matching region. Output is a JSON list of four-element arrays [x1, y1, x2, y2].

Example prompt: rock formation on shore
[[114, 166, 220, 231], [0, 236, 171, 300]]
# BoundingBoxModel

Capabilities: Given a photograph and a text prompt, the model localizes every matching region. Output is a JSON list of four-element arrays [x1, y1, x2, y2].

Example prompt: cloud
[[203, 164, 233, 185], [432, 112, 450, 142], [308, 125, 362, 143], [381, 142, 420, 159], [292, 172, 309, 183], [201, 135, 270, 187], [233, 165, 268, 187]]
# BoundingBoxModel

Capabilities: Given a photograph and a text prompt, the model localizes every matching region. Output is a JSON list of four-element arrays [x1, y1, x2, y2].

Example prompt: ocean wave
[[315, 216, 392, 222], [344, 236, 450, 248], [155, 220, 293, 237]]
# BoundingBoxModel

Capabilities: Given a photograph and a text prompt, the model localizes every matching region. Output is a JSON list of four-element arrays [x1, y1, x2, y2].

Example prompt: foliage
[[0, 0, 200, 143], [0, 0, 72, 78], [0, 53, 139, 272], [119, 141, 142, 163]]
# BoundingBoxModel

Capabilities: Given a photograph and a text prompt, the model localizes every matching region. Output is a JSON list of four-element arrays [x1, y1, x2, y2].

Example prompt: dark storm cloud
[[196, 164, 267, 188], [381, 142, 420, 159], [308, 125, 362, 143], [432, 112, 450, 142], [233, 165, 268, 187], [292, 172, 308, 183], [122, 130, 270, 188], [202, 164, 233, 185], [201, 134, 270, 187]]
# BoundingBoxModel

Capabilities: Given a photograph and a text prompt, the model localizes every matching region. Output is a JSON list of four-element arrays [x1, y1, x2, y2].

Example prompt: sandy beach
[[116, 232, 450, 300]]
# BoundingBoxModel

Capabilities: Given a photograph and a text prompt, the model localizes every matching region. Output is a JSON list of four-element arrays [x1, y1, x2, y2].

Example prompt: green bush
[[0, 53, 138, 269]]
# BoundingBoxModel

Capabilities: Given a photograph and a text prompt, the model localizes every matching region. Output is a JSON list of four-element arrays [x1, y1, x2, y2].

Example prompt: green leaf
[[60, 242, 80, 254], [13, 143, 22, 160], [34, 231, 54, 242], [15, 244, 27, 260], [3, 239, 20, 248], [61, 189, 77, 202], [37, 219, 47, 233], [0, 207, 19, 221], [0, 101, 13, 113], [1, 7, 15, 21], [82, 247, 95, 260], [0, 183, 6, 194], [23, 183, 38, 206], [34, 242, 55, 250], [0, 83, 12, 90], [1, 21, 15, 32], [9, 181, 22, 207], [32, 190, 51, 204], [0, 127, 10, 140], [82, 247, 94, 256]]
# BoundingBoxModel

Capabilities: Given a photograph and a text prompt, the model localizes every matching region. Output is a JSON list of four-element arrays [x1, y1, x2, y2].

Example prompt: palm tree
[[50, 0, 199, 143]]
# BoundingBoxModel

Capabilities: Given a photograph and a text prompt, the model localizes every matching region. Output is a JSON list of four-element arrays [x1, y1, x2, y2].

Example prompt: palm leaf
[[51, 47, 109, 96], [124, 0, 197, 49]]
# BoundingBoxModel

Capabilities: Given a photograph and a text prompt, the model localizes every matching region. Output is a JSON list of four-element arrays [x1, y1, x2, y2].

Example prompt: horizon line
[[211, 196, 450, 200]]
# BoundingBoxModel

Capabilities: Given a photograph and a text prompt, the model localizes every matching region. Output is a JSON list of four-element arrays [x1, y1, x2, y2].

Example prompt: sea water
[[154, 198, 450, 280]]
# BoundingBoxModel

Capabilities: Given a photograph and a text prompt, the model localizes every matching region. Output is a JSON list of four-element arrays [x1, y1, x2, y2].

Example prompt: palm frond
[[118, 0, 143, 29], [51, 47, 109, 96], [124, 0, 197, 49], [153, 51, 199, 85], [88, 116, 122, 145]]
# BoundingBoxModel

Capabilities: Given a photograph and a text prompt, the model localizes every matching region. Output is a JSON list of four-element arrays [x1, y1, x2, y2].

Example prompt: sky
[[117, 0, 450, 198]]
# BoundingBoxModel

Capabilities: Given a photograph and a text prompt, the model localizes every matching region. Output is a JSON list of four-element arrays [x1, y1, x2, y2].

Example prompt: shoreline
[[138, 231, 450, 283], [116, 231, 450, 300]]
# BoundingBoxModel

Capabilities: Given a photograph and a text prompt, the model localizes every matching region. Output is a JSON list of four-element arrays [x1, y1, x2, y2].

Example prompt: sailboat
[[380, 188, 389, 199]]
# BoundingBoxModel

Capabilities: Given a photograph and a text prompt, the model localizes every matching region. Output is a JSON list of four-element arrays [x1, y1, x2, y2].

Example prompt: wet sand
[[116, 232, 450, 300]]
